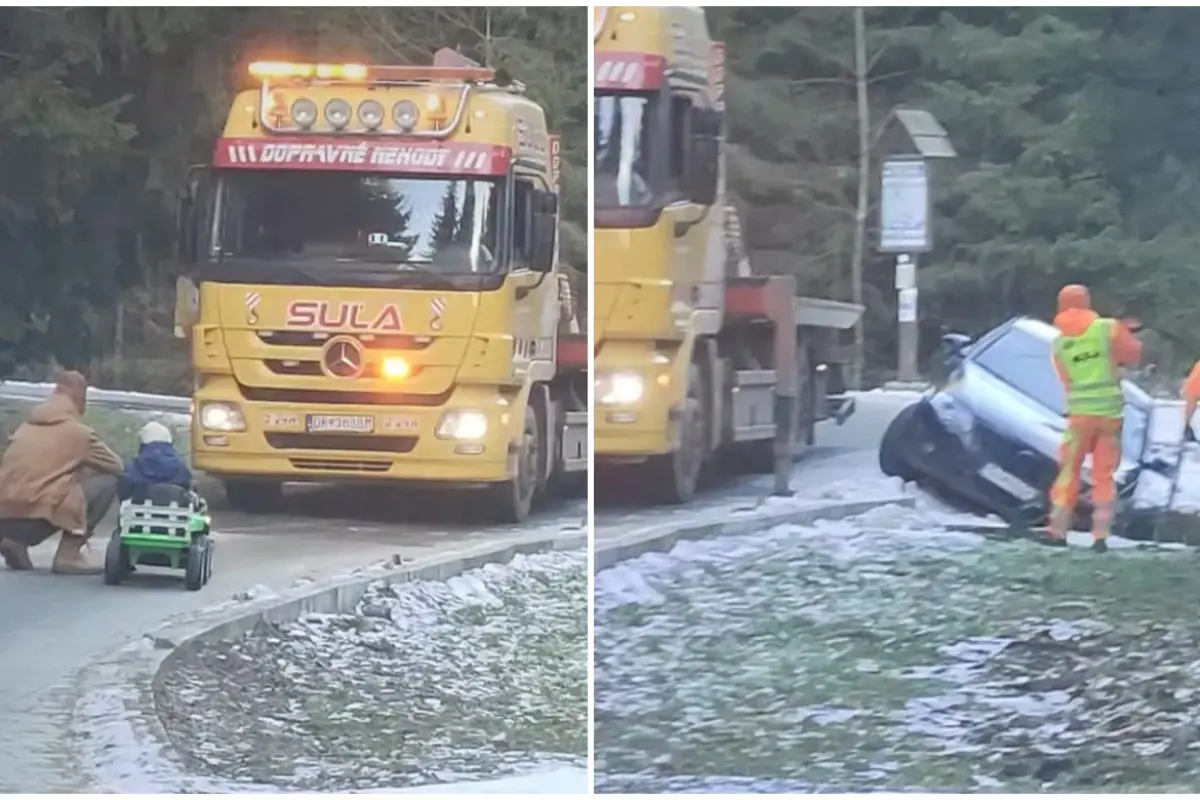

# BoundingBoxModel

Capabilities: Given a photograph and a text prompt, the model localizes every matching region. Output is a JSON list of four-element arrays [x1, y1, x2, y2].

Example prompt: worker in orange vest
[[1047, 285, 1142, 552], [1181, 361, 1200, 444]]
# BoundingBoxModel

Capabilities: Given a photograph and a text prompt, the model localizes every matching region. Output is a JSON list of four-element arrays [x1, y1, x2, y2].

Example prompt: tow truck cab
[[174, 52, 587, 522]]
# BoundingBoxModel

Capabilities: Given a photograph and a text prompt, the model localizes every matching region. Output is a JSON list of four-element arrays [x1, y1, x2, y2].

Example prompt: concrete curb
[[593, 495, 915, 572], [69, 526, 587, 793]]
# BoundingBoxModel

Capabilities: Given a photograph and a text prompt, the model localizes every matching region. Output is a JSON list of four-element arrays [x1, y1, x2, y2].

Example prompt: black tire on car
[[879, 403, 921, 482], [223, 479, 283, 513]]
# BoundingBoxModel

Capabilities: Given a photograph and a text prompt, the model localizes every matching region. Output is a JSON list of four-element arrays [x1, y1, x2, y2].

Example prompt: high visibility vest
[[1053, 318, 1124, 418]]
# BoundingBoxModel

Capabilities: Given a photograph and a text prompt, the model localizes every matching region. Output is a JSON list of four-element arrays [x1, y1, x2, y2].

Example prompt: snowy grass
[[155, 550, 587, 792], [594, 502, 1200, 793]]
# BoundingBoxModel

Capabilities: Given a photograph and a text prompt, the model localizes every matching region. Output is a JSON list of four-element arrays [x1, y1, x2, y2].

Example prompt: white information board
[[880, 159, 931, 253], [898, 288, 918, 322]]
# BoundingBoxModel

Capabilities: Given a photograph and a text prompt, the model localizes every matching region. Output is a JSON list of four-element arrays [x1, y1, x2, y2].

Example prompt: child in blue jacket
[[118, 421, 193, 501]]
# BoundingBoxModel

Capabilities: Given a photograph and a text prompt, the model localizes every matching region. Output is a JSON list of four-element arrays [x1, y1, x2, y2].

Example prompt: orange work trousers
[[1050, 415, 1122, 540]]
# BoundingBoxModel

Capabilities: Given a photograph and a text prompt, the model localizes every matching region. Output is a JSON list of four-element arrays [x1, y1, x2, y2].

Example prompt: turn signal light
[[381, 356, 411, 380]]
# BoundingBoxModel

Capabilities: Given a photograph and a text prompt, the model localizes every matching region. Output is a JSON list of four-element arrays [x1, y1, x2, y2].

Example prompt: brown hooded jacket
[[0, 372, 124, 533]]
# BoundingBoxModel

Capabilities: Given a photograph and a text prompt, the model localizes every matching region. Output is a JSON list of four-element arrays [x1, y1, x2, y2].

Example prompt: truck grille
[[239, 384, 452, 406], [266, 433, 417, 453], [288, 457, 392, 473]]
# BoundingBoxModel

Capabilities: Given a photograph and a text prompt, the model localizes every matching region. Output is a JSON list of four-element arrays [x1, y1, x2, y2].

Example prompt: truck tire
[[223, 479, 283, 513], [878, 404, 920, 482], [646, 365, 706, 504], [487, 405, 540, 523]]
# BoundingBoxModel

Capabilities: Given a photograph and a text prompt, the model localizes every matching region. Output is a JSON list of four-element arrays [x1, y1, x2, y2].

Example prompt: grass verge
[[0, 398, 190, 463]]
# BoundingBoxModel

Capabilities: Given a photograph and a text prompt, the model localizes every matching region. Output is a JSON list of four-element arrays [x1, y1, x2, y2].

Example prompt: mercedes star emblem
[[321, 336, 364, 379]]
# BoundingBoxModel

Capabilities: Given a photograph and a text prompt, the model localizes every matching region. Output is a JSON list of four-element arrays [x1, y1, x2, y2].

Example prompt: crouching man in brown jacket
[[0, 371, 125, 574]]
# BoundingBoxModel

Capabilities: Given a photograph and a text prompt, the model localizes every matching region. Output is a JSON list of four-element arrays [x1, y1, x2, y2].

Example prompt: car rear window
[[972, 327, 1066, 415]]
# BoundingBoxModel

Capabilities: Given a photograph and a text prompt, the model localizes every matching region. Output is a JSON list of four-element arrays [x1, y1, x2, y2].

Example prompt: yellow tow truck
[[174, 50, 587, 522], [593, 6, 862, 503]]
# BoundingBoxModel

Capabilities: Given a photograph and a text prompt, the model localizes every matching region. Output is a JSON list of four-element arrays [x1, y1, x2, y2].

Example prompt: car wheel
[[879, 404, 920, 482]]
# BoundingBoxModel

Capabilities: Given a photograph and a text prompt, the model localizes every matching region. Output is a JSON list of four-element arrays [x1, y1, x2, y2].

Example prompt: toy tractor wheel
[[184, 539, 208, 591], [202, 537, 214, 584], [104, 532, 130, 586]]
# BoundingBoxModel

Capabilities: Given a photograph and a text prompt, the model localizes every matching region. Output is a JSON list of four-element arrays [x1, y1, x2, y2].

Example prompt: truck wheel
[[879, 404, 920, 481], [223, 479, 283, 514], [488, 405, 540, 524], [647, 365, 706, 504]]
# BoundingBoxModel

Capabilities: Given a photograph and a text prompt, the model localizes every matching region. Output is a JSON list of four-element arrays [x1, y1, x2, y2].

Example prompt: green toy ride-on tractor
[[104, 485, 214, 591]]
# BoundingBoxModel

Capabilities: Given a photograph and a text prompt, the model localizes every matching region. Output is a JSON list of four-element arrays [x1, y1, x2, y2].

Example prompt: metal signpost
[[880, 157, 931, 382]]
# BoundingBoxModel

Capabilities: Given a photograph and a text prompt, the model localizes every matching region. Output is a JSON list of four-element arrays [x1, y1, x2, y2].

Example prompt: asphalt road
[[0, 384, 912, 791], [593, 391, 914, 547], [0, 483, 585, 793]]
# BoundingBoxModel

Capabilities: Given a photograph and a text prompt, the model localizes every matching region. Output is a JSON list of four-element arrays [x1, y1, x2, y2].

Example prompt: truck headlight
[[596, 372, 644, 405], [198, 401, 246, 432], [436, 410, 488, 441]]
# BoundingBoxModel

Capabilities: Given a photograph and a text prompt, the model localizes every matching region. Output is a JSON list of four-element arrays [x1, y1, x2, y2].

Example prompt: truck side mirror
[[177, 166, 210, 266], [177, 190, 197, 265], [939, 333, 973, 379], [684, 107, 720, 206], [941, 332, 972, 357], [529, 190, 558, 273], [174, 275, 201, 340]]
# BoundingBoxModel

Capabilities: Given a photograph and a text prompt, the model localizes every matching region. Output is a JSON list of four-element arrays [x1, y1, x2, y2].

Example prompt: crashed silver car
[[878, 316, 1172, 535]]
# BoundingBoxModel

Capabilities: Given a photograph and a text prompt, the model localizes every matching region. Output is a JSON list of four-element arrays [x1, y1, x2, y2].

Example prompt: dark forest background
[[0, 7, 584, 392], [713, 7, 1200, 387]]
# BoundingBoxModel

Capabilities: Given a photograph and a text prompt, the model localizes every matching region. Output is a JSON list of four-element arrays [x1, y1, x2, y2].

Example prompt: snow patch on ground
[[146, 550, 586, 793], [595, 475, 1200, 792], [380, 767, 587, 794]]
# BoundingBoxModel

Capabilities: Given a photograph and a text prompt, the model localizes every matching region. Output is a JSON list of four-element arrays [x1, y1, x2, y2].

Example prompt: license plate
[[306, 414, 374, 434], [979, 463, 1038, 501]]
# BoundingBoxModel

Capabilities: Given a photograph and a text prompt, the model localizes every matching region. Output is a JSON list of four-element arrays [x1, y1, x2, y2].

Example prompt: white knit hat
[[139, 421, 173, 446]]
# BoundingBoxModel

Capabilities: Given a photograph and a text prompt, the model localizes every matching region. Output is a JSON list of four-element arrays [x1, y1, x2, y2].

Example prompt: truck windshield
[[210, 171, 502, 274], [594, 93, 654, 208]]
